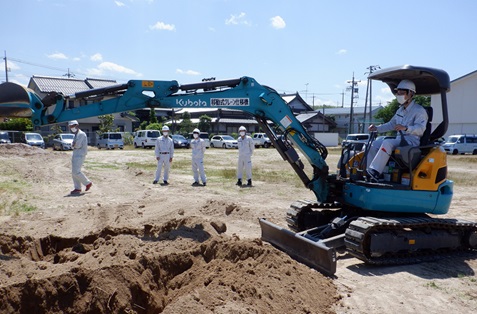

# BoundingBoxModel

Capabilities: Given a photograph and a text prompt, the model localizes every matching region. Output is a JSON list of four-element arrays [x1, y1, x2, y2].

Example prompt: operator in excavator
[[69, 120, 93, 195], [236, 125, 254, 187], [366, 79, 428, 182], [153, 125, 174, 185]]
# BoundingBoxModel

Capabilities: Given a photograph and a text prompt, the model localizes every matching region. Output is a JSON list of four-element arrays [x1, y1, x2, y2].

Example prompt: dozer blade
[[259, 218, 337, 276], [0, 82, 33, 118]]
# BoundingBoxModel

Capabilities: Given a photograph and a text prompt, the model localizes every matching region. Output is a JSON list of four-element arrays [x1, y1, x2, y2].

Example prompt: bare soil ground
[[1, 143, 476, 314]]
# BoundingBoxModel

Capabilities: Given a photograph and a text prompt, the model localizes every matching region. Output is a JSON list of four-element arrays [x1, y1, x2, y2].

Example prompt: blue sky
[[1, 0, 476, 109]]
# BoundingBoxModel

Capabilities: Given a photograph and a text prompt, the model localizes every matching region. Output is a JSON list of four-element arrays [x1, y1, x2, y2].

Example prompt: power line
[[7, 56, 76, 78]]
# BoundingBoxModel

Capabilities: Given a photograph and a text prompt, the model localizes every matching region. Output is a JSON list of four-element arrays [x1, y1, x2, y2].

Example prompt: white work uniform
[[368, 100, 428, 174], [191, 138, 207, 184], [154, 135, 174, 182], [71, 130, 91, 190], [237, 135, 254, 180]]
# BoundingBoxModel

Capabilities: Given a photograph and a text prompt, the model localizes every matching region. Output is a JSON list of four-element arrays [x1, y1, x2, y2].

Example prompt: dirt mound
[[0, 217, 338, 314], [0, 143, 48, 156]]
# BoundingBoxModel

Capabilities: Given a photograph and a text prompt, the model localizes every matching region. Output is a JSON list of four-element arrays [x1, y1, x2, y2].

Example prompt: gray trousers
[[72, 155, 90, 190], [192, 158, 206, 183], [237, 155, 252, 180]]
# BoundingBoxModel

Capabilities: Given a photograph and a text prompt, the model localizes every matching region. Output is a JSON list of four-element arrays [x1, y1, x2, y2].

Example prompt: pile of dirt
[[0, 216, 338, 313], [0, 143, 48, 156]]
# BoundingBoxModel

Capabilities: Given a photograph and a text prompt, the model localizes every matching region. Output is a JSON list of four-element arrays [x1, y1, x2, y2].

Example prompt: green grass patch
[[447, 173, 475, 187], [126, 161, 157, 171], [0, 200, 37, 216], [84, 161, 122, 170], [425, 281, 441, 289], [0, 179, 29, 193], [10, 200, 37, 214]]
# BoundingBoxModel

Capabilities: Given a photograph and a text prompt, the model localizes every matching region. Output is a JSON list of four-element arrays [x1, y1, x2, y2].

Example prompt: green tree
[[198, 114, 212, 133], [150, 108, 158, 124], [374, 100, 399, 124], [375, 95, 431, 124], [139, 120, 148, 130], [179, 111, 194, 133], [97, 114, 117, 135], [414, 95, 431, 107], [0, 118, 33, 131], [146, 123, 162, 130]]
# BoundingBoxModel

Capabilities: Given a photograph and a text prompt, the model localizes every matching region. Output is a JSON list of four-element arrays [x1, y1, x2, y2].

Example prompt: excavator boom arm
[[0, 76, 329, 203]]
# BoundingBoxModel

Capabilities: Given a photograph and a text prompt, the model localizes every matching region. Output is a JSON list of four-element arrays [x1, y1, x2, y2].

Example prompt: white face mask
[[396, 95, 407, 105], [70, 127, 78, 133], [240, 131, 246, 136], [162, 132, 169, 136], [193, 133, 199, 139]]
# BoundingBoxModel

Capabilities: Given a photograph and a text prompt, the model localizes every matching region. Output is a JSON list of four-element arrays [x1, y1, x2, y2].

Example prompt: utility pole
[[64, 68, 75, 78], [347, 73, 360, 134], [364, 65, 380, 129], [3, 51, 9, 82], [305, 83, 309, 103]]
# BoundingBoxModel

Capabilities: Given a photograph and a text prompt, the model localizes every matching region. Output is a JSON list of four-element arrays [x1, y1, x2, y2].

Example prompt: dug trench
[[0, 216, 338, 314]]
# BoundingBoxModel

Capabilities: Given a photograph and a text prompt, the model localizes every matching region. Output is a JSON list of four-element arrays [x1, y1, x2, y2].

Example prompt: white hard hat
[[193, 128, 200, 133], [162, 125, 169, 131], [239, 126, 246, 131], [395, 80, 416, 93], [68, 120, 78, 126]]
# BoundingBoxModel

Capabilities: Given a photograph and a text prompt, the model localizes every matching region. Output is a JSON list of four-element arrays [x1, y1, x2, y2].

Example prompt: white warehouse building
[[432, 69, 477, 139]]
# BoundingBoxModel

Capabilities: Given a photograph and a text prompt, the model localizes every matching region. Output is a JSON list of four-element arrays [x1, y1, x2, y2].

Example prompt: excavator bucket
[[0, 82, 33, 118], [259, 218, 337, 276]]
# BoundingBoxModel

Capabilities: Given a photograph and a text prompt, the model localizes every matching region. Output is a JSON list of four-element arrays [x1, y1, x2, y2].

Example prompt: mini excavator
[[1, 65, 476, 275]]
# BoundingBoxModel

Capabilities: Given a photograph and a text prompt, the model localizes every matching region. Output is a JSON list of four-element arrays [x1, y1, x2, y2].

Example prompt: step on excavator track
[[345, 216, 477, 265], [286, 200, 342, 233]]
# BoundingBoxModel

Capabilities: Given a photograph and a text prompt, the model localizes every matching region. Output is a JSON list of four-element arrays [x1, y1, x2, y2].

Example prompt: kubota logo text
[[176, 99, 207, 107]]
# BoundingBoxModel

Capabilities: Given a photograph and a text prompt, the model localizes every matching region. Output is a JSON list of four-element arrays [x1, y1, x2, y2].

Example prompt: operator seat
[[394, 106, 433, 171]]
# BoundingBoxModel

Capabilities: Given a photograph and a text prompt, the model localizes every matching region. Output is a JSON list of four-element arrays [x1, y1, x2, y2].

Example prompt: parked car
[[23, 132, 45, 149], [171, 134, 190, 148], [210, 135, 238, 149], [97, 132, 124, 150], [342, 133, 370, 147], [188, 132, 210, 148], [134, 130, 160, 149], [4, 130, 22, 143], [52, 133, 75, 151], [442, 134, 477, 155], [252, 133, 271, 148], [0, 131, 11, 144]]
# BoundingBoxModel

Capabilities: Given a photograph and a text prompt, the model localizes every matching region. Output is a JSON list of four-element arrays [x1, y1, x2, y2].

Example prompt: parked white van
[[23, 132, 45, 149], [97, 132, 124, 150], [342, 133, 370, 147], [134, 130, 160, 148], [442, 134, 477, 155]]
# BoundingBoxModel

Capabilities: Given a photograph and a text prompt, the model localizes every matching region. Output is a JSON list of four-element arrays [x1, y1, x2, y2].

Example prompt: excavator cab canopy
[[368, 64, 450, 142], [368, 64, 450, 95]]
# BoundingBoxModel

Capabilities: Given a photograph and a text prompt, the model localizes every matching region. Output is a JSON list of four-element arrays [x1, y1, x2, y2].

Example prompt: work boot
[[153, 180, 158, 184], [192, 181, 200, 186], [367, 169, 380, 183], [202, 182, 206, 186], [163, 181, 169, 185], [236, 179, 242, 186], [247, 179, 252, 186]]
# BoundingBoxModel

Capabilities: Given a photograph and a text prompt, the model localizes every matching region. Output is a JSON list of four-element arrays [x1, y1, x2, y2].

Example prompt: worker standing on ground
[[236, 125, 254, 186], [190, 128, 207, 186], [367, 79, 428, 182], [69, 120, 93, 195], [153, 125, 174, 185]]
